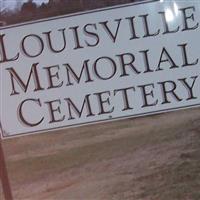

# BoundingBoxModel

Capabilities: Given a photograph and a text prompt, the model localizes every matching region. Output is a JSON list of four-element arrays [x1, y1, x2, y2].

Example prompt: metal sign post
[[0, 128, 13, 200]]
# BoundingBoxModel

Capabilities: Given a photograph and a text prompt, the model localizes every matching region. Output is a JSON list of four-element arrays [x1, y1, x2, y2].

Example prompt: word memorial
[[0, 0, 200, 138]]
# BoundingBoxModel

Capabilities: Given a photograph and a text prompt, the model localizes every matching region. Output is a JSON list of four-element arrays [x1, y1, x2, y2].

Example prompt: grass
[[1, 108, 200, 199]]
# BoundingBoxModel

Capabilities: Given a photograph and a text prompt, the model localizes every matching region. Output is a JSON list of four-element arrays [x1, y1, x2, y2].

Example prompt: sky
[[0, 0, 49, 12]]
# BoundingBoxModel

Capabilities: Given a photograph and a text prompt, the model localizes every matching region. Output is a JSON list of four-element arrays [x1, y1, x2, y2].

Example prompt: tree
[[21, 0, 37, 14]]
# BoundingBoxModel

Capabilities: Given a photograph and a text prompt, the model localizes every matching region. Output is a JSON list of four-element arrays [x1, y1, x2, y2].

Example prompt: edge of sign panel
[[0, 0, 158, 31], [2, 104, 200, 139], [1, 0, 200, 139]]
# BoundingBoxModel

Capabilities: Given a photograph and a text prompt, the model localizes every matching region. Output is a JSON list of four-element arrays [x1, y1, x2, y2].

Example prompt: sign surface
[[0, 0, 200, 138]]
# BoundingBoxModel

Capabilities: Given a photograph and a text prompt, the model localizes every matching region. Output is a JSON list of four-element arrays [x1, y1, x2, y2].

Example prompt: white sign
[[1, 0, 200, 138]]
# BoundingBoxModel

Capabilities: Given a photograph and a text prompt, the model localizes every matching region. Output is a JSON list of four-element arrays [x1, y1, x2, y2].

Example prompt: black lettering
[[7, 63, 44, 95], [138, 83, 158, 107], [18, 98, 44, 127], [93, 56, 117, 80], [83, 23, 100, 47], [21, 34, 44, 58], [65, 94, 94, 120], [139, 14, 160, 37], [159, 11, 180, 34], [64, 60, 93, 86], [178, 43, 198, 67], [158, 81, 182, 104], [156, 47, 178, 71], [43, 65, 63, 89], [117, 53, 141, 77], [99, 19, 122, 43], [45, 99, 65, 123], [0, 34, 19, 63], [179, 76, 198, 100], [94, 91, 114, 115], [43, 28, 67, 53], [114, 87, 135, 111], [179, 6, 199, 31]]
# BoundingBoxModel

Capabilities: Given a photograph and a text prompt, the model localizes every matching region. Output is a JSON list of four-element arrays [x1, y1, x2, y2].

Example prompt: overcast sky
[[0, 0, 49, 11]]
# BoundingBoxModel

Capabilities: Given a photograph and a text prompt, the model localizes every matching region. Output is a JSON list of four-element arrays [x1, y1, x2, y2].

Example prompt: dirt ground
[[1, 107, 200, 200]]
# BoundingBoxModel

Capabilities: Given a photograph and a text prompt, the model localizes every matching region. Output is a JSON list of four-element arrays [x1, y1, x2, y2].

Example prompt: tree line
[[0, 0, 135, 25]]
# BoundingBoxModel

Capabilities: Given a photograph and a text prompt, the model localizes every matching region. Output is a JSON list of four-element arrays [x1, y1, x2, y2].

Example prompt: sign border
[[1, 0, 200, 139], [2, 104, 200, 139], [0, 0, 158, 31]]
